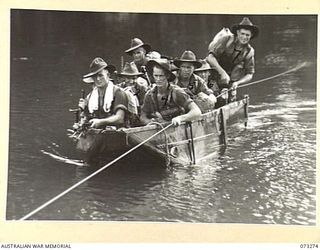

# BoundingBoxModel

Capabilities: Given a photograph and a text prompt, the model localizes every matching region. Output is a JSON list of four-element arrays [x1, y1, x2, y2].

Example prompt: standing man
[[173, 50, 217, 112], [79, 57, 129, 129], [141, 59, 201, 126], [206, 17, 259, 102]]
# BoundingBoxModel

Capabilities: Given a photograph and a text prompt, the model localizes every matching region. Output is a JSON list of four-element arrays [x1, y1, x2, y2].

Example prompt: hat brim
[[82, 77, 94, 83], [194, 66, 213, 72], [231, 24, 259, 39], [118, 72, 144, 77], [125, 44, 152, 55], [82, 64, 116, 83], [146, 60, 176, 82], [170, 68, 179, 72], [173, 59, 202, 69]]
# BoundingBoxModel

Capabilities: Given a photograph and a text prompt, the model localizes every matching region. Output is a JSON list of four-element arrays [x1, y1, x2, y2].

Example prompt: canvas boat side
[[74, 96, 249, 165]]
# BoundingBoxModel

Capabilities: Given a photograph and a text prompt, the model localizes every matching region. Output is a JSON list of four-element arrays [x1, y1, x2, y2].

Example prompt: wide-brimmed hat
[[170, 63, 179, 72], [194, 59, 213, 72], [118, 62, 144, 77], [160, 55, 178, 72], [82, 57, 116, 83], [146, 51, 161, 60], [231, 17, 259, 39], [146, 59, 176, 82], [173, 50, 202, 69], [125, 38, 152, 55]]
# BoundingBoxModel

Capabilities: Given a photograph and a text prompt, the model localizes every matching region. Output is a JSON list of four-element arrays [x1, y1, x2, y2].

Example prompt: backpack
[[209, 27, 254, 61], [123, 87, 139, 115], [122, 87, 141, 127], [208, 27, 234, 55]]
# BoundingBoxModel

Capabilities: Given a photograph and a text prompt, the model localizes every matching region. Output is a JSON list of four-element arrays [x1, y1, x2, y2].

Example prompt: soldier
[[141, 59, 201, 126], [194, 59, 228, 108], [125, 38, 151, 71], [117, 62, 149, 107], [173, 50, 217, 112], [206, 17, 259, 102], [78, 57, 128, 129]]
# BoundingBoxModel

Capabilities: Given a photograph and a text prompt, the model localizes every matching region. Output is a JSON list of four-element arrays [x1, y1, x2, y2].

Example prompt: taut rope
[[20, 123, 173, 220], [216, 62, 308, 98]]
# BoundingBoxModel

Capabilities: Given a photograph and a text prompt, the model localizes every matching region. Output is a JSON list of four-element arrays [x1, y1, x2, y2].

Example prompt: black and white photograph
[[3, 0, 318, 241]]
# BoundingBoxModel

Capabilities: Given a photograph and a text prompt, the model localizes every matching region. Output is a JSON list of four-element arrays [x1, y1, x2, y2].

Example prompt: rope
[[238, 62, 308, 89], [147, 121, 170, 162], [20, 123, 173, 221], [215, 61, 308, 99]]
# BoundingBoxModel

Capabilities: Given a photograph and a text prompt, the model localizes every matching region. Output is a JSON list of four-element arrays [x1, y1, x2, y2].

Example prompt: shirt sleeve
[[141, 91, 155, 114], [244, 48, 255, 74], [113, 88, 128, 113], [197, 76, 214, 95], [173, 87, 194, 111], [208, 33, 233, 57], [137, 83, 148, 105]]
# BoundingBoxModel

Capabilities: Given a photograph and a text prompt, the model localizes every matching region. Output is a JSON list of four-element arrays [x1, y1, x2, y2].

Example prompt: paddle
[[19, 123, 173, 220]]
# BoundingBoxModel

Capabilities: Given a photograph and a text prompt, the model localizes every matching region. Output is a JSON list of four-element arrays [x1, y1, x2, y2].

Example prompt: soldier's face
[[237, 29, 252, 45], [124, 75, 137, 86], [132, 47, 146, 64], [153, 66, 168, 89], [180, 62, 194, 79], [93, 69, 110, 88]]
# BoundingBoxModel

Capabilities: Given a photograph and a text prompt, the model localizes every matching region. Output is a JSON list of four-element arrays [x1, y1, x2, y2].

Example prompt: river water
[[7, 11, 317, 224]]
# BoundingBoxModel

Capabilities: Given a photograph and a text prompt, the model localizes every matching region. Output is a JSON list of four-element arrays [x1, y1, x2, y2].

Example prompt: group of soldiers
[[75, 17, 259, 129]]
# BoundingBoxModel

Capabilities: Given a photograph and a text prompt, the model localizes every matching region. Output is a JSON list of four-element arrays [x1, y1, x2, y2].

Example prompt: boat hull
[[74, 96, 249, 165]]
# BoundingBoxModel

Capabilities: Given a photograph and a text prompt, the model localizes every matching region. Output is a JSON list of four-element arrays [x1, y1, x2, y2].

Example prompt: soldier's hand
[[231, 81, 239, 90], [220, 72, 230, 85], [78, 98, 87, 110], [221, 88, 229, 100], [89, 118, 102, 128], [72, 123, 80, 130], [172, 116, 182, 126], [208, 94, 217, 104], [154, 112, 163, 119]]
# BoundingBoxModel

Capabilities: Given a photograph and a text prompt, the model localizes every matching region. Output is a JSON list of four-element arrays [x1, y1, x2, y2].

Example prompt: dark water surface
[[7, 11, 317, 224]]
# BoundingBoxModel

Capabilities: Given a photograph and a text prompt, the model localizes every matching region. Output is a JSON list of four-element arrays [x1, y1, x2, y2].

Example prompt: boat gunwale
[[119, 97, 247, 134], [85, 97, 248, 136]]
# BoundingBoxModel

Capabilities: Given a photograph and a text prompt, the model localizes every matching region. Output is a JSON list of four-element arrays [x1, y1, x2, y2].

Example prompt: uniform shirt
[[208, 33, 255, 81], [118, 78, 149, 106], [86, 85, 128, 120], [142, 84, 193, 121], [207, 79, 221, 96], [174, 73, 214, 98]]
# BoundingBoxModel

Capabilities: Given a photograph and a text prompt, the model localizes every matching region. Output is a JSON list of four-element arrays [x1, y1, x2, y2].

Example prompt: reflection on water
[[222, 73, 316, 225], [7, 11, 316, 224]]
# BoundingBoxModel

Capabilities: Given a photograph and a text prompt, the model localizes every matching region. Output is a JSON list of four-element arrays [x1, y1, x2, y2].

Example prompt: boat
[[70, 95, 249, 166]]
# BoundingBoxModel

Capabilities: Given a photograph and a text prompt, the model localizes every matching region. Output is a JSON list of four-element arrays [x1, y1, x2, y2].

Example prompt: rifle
[[141, 65, 152, 87], [69, 89, 85, 123], [68, 89, 91, 138]]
